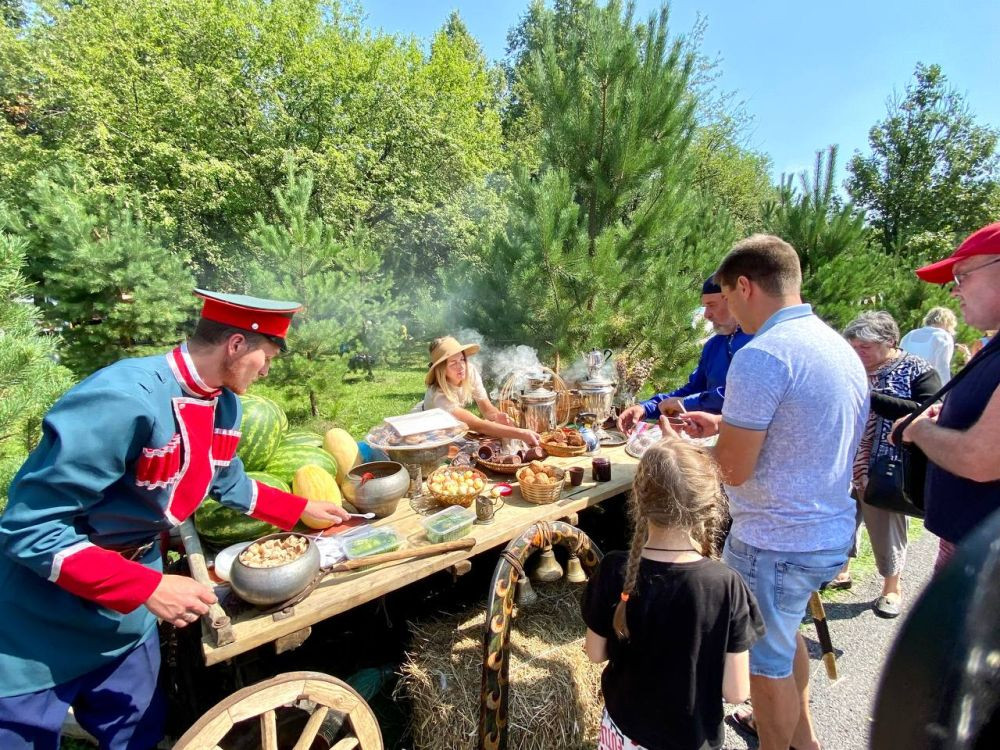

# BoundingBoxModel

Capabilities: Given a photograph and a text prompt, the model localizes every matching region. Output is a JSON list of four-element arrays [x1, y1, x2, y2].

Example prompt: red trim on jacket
[[54, 546, 162, 614], [251, 481, 308, 529], [166, 345, 221, 399]]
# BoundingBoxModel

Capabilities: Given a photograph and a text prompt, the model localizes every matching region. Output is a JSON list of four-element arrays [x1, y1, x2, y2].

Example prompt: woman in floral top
[[837, 311, 941, 617]]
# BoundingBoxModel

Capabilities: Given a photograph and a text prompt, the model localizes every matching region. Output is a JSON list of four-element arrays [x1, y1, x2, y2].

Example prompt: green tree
[[847, 63, 1000, 255], [245, 165, 401, 419], [0, 235, 73, 511], [468, 0, 736, 382], [0, 0, 505, 290], [0, 167, 197, 375]]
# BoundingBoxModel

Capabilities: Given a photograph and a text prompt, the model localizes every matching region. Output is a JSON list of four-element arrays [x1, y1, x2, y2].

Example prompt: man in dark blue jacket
[[617, 277, 752, 432]]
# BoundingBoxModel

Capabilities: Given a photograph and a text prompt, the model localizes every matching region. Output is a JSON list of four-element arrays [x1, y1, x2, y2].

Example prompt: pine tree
[[470, 0, 726, 377], [246, 164, 402, 418], [0, 235, 72, 511], [0, 167, 197, 375]]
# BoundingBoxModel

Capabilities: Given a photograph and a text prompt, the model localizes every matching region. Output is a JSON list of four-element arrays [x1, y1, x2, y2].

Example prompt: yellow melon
[[293, 464, 342, 529], [323, 428, 361, 487]]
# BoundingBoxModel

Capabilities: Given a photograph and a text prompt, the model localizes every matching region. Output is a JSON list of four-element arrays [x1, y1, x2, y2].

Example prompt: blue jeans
[[723, 535, 849, 679], [0, 632, 164, 750]]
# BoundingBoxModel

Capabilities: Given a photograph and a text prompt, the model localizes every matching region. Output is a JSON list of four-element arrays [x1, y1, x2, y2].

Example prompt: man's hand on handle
[[146, 574, 217, 628]]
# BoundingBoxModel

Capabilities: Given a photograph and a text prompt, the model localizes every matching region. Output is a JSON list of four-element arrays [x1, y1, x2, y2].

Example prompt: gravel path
[[721, 528, 938, 750]]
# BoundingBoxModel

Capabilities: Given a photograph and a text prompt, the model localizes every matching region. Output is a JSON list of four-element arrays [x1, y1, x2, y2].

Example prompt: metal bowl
[[383, 441, 454, 476], [228, 532, 321, 608], [341, 461, 410, 517]]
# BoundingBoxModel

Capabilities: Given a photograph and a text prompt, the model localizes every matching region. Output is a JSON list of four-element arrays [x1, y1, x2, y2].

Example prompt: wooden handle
[[178, 519, 235, 646], [809, 591, 837, 681], [330, 537, 476, 572]]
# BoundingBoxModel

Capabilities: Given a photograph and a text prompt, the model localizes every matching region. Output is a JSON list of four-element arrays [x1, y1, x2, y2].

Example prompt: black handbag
[[864, 342, 1000, 517]]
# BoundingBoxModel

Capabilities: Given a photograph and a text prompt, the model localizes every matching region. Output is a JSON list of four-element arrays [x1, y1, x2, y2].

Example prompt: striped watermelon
[[281, 430, 324, 448], [236, 394, 287, 471], [265, 444, 338, 486], [193, 472, 289, 546]]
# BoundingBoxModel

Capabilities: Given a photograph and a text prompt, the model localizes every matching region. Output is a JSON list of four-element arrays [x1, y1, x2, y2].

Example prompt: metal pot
[[578, 372, 616, 426], [517, 375, 558, 433], [228, 532, 321, 608], [342, 461, 409, 517]]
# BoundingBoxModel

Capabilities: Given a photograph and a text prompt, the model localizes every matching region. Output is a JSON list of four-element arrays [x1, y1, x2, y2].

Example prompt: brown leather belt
[[100, 540, 157, 561]]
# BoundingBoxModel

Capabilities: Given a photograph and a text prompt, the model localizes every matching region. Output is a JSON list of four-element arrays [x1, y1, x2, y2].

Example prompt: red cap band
[[199, 297, 295, 339]]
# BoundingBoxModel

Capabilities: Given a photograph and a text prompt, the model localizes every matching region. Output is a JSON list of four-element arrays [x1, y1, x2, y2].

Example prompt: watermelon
[[265, 444, 338, 486], [281, 430, 324, 448], [236, 394, 287, 471], [193, 472, 290, 546]]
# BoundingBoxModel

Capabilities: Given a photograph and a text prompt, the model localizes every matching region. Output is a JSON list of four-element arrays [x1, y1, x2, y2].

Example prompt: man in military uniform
[[0, 290, 349, 749]]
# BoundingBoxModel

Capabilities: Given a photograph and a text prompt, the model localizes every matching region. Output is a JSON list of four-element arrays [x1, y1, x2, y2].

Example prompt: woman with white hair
[[899, 306, 958, 384], [836, 311, 941, 617]]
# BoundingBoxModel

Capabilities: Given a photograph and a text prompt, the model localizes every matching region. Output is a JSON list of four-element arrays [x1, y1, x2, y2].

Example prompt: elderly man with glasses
[[894, 222, 1000, 573]]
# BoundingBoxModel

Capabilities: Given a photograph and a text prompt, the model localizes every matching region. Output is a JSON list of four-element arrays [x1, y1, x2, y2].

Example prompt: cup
[[475, 494, 504, 524], [592, 457, 611, 482], [568, 466, 584, 486]]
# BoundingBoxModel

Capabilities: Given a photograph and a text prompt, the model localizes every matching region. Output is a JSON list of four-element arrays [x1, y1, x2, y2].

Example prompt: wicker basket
[[540, 442, 586, 458], [475, 456, 523, 475], [426, 466, 489, 508], [516, 466, 566, 505]]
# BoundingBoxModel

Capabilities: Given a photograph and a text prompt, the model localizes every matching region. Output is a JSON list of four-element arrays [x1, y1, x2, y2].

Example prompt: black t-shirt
[[581, 552, 765, 750], [925, 337, 1000, 543]]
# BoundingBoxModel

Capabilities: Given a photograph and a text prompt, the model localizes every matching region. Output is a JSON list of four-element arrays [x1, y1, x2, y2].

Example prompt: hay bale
[[400, 584, 603, 750]]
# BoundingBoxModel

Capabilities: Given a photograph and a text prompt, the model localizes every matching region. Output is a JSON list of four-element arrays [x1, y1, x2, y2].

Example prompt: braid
[[613, 516, 647, 641]]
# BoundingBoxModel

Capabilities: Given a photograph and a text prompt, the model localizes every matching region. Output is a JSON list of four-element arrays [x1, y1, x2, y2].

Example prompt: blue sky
[[360, 0, 1000, 185]]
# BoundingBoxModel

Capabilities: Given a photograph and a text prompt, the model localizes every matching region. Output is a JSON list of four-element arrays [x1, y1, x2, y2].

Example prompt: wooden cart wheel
[[173, 671, 383, 750]]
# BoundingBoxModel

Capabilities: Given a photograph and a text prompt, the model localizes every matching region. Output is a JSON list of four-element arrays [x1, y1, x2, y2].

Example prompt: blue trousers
[[0, 633, 164, 750]]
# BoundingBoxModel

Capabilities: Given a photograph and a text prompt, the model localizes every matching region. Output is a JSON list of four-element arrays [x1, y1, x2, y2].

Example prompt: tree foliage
[[467, 0, 738, 378], [0, 167, 197, 375], [245, 165, 402, 418], [847, 63, 1000, 255], [0, 235, 72, 509]]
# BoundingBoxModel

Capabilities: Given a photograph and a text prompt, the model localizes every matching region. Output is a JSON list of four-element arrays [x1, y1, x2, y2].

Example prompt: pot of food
[[228, 532, 321, 607], [341, 461, 410, 517]]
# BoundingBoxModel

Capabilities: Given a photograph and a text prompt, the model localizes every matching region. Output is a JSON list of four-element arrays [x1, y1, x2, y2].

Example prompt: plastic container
[[421, 505, 476, 543], [342, 525, 403, 560]]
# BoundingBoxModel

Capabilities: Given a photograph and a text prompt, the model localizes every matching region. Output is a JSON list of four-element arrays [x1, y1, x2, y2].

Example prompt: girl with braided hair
[[581, 437, 764, 750]]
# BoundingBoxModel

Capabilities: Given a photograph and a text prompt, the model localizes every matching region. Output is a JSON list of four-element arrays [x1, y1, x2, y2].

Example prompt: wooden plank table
[[201, 445, 638, 665]]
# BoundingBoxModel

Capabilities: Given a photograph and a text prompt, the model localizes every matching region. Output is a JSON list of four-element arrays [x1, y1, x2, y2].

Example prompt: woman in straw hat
[[422, 336, 541, 445]]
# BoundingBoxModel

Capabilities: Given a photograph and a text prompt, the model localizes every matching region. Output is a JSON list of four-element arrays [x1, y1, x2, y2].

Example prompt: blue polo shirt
[[641, 328, 752, 416], [721, 304, 869, 552]]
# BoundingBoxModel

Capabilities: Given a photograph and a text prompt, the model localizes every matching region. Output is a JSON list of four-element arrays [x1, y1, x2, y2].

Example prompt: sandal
[[822, 573, 852, 591], [728, 707, 799, 749], [874, 594, 901, 618], [729, 707, 759, 739]]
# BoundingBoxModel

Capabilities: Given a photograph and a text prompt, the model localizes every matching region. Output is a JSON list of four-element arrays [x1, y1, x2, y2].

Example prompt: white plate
[[212, 541, 252, 582]]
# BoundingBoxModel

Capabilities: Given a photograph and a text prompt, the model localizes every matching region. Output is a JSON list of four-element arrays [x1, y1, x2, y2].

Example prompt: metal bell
[[530, 545, 563, 583], [565, 553, 588, 584], [516, 573, 538, 609]]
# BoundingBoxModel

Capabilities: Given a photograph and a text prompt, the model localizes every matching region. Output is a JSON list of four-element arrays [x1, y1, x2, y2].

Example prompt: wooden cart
[[173, 447, 640, 749]]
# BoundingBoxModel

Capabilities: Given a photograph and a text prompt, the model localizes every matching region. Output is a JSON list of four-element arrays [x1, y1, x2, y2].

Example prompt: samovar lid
[[578, 371, 615, 392]]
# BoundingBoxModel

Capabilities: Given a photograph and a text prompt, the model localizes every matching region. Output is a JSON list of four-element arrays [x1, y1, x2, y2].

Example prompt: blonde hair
[[428, 338, 474, 406], [923, 306, 957, 333], [612, 439, 728, 641]]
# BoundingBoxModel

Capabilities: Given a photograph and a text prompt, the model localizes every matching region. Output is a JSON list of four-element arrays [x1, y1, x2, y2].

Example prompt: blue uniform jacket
[[0, 345, 305, 697], [641, 329, 752, 416]]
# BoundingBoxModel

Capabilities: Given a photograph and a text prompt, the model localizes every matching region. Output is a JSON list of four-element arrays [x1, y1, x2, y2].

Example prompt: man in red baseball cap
[[0, 289, 348, 749], [896, 223, 1000, 573]]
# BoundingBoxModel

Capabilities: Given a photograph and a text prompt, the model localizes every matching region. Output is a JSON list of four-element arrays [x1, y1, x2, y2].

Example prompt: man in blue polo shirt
[[678, 235, 868, 750], [617, 277, 751, 432]]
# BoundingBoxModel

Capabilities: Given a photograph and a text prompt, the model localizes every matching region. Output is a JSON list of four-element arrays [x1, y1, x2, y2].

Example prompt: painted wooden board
[[201, 445, 638, 665]]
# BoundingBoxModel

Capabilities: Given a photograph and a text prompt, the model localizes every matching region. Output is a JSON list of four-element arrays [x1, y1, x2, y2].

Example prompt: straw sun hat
[[425, 336, 480, 386]]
